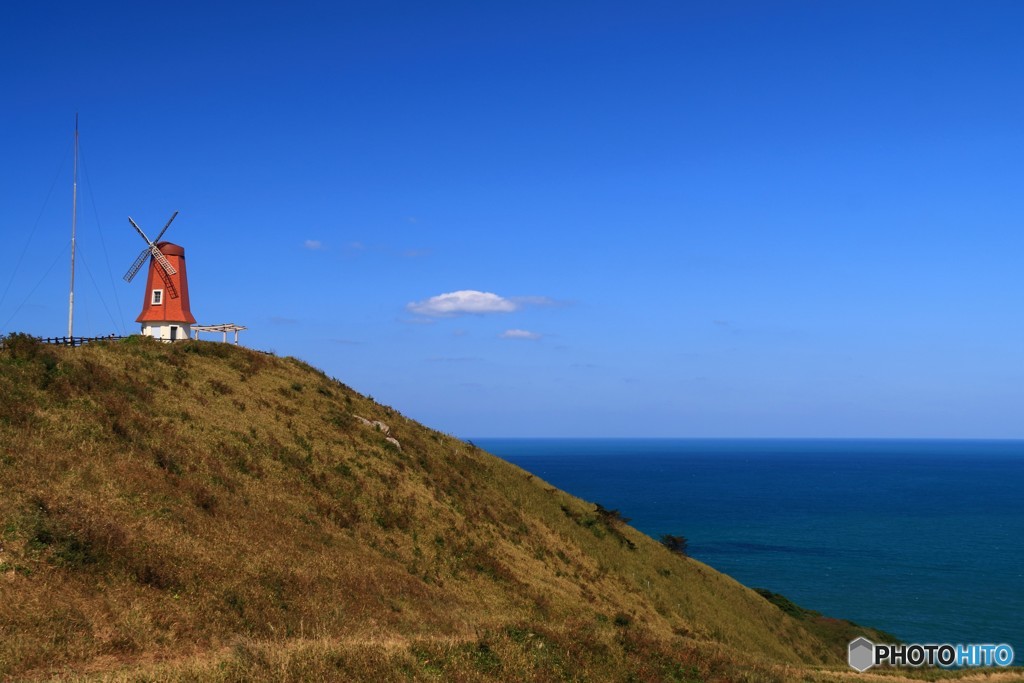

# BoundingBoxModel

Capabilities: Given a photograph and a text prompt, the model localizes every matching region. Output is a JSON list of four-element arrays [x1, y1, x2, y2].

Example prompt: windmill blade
[[128, 216, 153, 245], [152, 211, 179, 244], [123, 247, 151, 282], [154, 260, 180, 299], [149, 245, 178, 275]]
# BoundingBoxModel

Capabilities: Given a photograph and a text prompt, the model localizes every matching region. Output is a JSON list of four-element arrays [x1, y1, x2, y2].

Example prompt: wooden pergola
[[191, 323, 247, 344]]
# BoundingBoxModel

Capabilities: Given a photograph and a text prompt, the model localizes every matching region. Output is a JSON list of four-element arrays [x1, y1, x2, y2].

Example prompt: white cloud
[[511, 295, 560, 307], [304, 239, 323, 250], [407, 290, 518, 317], [501, 329, 542, 340]]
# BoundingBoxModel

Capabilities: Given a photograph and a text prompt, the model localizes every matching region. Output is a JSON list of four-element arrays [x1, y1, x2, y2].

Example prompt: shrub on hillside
[[660, 534, 688, 556]]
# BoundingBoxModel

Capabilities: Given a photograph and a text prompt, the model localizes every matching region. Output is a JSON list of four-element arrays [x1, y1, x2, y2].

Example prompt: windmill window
[[152, 289, 163, 305]]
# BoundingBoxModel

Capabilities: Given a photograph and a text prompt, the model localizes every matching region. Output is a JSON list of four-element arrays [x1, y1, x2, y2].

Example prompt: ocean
[[474, 438, 1023, 656]]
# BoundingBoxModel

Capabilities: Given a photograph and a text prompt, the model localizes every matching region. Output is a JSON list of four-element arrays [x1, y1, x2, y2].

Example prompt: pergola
[[191, 323, 247, 344]]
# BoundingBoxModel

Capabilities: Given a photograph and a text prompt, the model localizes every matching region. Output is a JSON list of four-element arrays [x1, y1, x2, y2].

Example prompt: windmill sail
[[153, 211, 178, 244], [148, 244, 177, 276], [123, 247, 151, 282], [125, 216, 178, 290], [153, 260, 179, 298]]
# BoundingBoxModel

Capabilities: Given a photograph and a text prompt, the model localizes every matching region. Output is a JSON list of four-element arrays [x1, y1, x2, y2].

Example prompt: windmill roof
[[156, 242, 185, 257]]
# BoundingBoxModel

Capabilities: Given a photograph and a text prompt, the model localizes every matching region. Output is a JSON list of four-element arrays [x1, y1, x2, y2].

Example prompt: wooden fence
[[1, 335, 127, 349], [1, 334, 262, 351]]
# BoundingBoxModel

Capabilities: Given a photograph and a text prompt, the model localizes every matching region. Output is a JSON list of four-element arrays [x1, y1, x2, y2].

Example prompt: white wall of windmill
[[141, 323, 192, 342]]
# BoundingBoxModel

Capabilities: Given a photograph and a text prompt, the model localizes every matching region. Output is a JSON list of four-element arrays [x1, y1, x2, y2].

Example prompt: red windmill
[[123, 211, 196, 341]]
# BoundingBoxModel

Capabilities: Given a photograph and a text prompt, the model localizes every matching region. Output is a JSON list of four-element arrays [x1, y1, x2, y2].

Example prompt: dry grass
[[0, 335, 1002, 681]]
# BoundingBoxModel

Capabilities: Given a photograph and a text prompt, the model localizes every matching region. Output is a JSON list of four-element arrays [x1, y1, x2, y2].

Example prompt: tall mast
[[67, 114, 79, 338]]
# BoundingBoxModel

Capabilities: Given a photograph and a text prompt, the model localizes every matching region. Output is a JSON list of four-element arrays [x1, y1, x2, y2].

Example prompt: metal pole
[[67, 114, 79, 338]]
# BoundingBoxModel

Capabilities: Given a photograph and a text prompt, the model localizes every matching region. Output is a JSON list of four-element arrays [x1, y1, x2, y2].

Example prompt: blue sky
[[3, 1, 1024, 437]]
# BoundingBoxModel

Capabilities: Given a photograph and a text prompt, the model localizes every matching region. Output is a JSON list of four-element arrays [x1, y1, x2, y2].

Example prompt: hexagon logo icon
[[848, 637, 875, 672]]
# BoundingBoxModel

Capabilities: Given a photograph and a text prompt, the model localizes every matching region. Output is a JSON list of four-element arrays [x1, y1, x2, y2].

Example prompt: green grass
[[0, 335, 994, 682]]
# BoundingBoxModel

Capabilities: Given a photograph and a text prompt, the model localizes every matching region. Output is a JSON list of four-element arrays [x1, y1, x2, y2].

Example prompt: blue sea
[[474, 438, 1023, 657]]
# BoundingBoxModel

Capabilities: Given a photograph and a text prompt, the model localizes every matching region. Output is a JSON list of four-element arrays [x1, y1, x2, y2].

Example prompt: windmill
[[123, 211, 180, 298], [124, 211, 196, 341]]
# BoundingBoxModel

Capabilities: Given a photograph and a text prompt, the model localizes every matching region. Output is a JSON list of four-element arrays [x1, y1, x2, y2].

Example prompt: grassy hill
[[0, 335, 966, 681]]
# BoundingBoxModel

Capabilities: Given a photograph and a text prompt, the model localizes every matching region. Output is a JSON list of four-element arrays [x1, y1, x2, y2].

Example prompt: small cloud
[[452, 329, 468, 337], [500, 329, 542, 340], [303, 239, 323, 250], [407, 290, 518, 317], [511, 295, 562, 307]]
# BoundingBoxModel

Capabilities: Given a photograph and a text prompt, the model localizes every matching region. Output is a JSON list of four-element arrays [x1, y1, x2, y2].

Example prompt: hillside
[[0, 335, 927, 681]]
